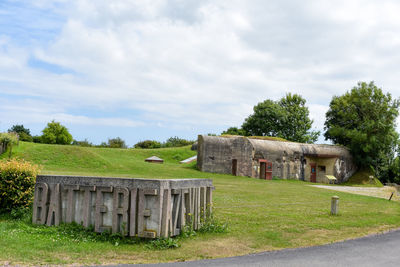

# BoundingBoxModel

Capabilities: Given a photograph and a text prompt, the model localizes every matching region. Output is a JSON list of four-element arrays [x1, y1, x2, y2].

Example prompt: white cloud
[[2, 0, 400, 141]]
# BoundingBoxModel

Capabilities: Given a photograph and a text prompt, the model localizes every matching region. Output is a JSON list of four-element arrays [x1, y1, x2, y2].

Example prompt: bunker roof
[[145, 156, 164, 162], [200, 135, 351, 158]]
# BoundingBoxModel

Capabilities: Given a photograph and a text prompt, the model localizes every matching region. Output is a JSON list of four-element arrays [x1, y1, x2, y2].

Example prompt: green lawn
[[1, 142, 400, 265]]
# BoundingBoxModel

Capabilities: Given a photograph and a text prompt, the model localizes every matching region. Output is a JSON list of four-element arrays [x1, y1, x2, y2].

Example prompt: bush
[[163, 136, 194, 148], [72, 139, 93, 147], [107, 137, 127, 148], [96, 138, 127, 149], [0, 132, 19, 157], [41, 120, 73, 145], [19, 132, 33, 142], [32, 135, 43, 143], [8, 125, 32, 142], [0, 159, 40, 213], [134, 140, 161, 149]]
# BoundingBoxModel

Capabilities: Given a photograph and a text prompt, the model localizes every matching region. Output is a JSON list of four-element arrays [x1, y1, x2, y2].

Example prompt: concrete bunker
[[197, 135, 357, 184]]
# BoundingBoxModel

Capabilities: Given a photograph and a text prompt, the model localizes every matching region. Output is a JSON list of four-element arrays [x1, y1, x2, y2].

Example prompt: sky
[[1, 0, 400, 146]]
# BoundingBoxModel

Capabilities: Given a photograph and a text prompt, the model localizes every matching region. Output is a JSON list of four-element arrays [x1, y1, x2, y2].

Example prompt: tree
[[107, 137, 127, 148], [278, 94, 320, 143], [242, 93, 319, 143], [8, 124, 32, 142], [134, 140, 161, 149], [221, 127, 247, 136], [41, 120, 73, 145], [324, 81, 399, 179]]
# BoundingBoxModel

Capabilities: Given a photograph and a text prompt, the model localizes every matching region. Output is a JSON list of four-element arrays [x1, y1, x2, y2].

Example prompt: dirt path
[[310, 185, 400, 201]]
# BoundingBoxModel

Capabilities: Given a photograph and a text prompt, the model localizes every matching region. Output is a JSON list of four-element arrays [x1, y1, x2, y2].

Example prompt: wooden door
[[259, 162, 266, 179], [266, 161, 273, 180], [232, 159, 237, 176], [310, 163, 316, 183]]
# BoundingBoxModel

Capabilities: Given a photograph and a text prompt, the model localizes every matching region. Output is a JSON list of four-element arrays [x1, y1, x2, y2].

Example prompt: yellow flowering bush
[[0, 159, 40, 212]]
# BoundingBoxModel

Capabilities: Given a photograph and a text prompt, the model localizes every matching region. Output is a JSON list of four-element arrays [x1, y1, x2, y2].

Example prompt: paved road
[[105, 229, 400, 267]]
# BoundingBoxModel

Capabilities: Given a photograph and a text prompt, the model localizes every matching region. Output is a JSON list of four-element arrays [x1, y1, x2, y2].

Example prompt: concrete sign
[[32, 175, 213, 238]]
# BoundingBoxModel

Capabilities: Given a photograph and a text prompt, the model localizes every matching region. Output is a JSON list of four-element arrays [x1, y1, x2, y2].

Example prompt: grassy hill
[[1, 142, 400, 265], [2, 141, 199, 178], [344, 168, 384, 187]]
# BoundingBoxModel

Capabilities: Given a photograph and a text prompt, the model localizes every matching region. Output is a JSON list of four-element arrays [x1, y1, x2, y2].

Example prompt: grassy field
[[1, 142, 400, 266]]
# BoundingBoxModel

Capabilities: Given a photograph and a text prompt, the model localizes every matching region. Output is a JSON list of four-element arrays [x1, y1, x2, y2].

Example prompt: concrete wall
[[197, 135, 253, 177], [197, 135, 357, 183], [32, 175, 214, 238]]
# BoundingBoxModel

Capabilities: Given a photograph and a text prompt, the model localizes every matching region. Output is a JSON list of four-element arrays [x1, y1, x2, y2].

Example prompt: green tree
[[134, 140, 161, 149], [107, 137, 127, 148], [8, 124, 32, 142], [242, 93, 319, 143], [221, 127, 247, 136], [324, 81, 399, 179], [41, 120, 73, 145]]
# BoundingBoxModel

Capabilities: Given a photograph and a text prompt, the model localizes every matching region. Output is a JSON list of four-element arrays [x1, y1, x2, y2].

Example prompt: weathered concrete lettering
[[64, 184, 79, 223], [46, 183, 61, 226], [95, 186, 113, 232], [81, 185, 96, 228], [171, 189, 181, 236], [206, 186, 213, 219], [112, 187, 129, 235], [129, 188, 138, 237], [32, 175, 214, 238], [161, 188, 172, 238], [32, 182, 48, 225]]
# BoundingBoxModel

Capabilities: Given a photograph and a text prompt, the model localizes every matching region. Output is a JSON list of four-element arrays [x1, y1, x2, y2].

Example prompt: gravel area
[[310, 185, 400, 201]]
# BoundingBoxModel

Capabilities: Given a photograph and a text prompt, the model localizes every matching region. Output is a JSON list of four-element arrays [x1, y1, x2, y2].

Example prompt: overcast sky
[[1, 0, 400, 145]]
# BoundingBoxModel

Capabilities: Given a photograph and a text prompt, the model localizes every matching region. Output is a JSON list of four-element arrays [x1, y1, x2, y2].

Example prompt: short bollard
[[331, 196, 339, 215]]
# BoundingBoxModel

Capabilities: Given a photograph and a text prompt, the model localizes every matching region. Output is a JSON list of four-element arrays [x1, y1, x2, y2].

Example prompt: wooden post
[[331, 196, 339, 215]]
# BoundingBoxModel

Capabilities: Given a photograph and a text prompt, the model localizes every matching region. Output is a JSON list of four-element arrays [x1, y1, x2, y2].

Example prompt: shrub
[[107, 137, 127, 148], [96, 138, 127, 148], [0, 132, 19, 158], [41, 120, 73, 145], [72, 139, 94, 147], [8, 125, 32, 142], [0, 159, 40, 213], [32, 135, 43, 143], [134, 140, 161, 149], [163, 136, 194, 148], [18, 132, 33, 142], [0, 132, 19, 146]]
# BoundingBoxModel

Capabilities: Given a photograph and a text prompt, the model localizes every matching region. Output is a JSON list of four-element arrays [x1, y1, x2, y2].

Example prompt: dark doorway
[[266, 161, 273, 180], [232, 159, 238, 176], [310, 163, 317, 183], [260, 162, 266, 179]]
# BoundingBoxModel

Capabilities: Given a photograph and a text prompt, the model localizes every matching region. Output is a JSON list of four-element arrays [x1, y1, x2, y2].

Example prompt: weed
[[198, 216, 228, 234], [145, 237, 180, 250]]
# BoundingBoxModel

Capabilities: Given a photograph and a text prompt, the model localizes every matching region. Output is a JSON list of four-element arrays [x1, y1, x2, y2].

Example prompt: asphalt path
[[103, 229, 400, 267]]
